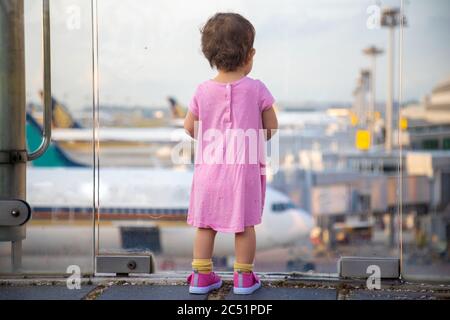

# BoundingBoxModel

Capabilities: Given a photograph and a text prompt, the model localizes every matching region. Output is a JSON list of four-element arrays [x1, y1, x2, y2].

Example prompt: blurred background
[[1, 0, 449, 282]]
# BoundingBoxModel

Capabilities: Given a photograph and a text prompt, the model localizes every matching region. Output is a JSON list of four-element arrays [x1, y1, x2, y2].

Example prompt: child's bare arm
[[262, 106, 278, 140], [184, 110, 198, 138]]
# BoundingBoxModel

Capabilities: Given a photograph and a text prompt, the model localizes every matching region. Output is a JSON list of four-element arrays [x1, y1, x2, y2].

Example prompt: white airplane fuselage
[[24, 167, 314, 258]]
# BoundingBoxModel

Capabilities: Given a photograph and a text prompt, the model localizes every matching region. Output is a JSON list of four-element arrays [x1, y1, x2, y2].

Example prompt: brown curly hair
[[201, 13, 255, 72]]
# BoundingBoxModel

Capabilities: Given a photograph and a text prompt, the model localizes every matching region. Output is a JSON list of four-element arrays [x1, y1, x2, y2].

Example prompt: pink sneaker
[[233, 271, 261, 295], [187, 271, 222, 294]]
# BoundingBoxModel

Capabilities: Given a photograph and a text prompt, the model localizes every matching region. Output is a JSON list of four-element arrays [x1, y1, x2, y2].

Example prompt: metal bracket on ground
[[96, 253, 155, 275], [338, 256, 400, 279]]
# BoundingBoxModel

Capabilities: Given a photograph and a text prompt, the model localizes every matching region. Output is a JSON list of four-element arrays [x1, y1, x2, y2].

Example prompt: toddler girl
[[184, 12, 278, 295]]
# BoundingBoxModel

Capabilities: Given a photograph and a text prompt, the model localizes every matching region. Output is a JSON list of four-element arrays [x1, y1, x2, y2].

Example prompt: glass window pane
[[94, 0, 405, 275], [400, 0, 450, 282], [3, 0, 448, 285], [0, 0, 94, 274]]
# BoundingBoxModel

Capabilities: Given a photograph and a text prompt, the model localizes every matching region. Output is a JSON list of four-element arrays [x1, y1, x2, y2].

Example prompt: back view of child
[[184, 12, 278, 295]]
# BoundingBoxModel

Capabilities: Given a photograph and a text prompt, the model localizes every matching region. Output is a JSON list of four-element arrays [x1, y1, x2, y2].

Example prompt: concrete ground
[[1, 272, 450, 300]]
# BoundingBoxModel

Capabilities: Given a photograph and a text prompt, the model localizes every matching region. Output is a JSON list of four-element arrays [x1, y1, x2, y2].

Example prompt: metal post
[[11, 240, 22, 268], [389, 212, 396, 248], [371, 56, 376, 125], [27, 0, 52, 161], [0, 0, 26, 272], [369, 56, 376, 146], [385, 27, 394, 153], [363, 46, 383, 147], [381, 7, 406, 153], [328, 216, 336, 250], [360, 69, 371, 127]]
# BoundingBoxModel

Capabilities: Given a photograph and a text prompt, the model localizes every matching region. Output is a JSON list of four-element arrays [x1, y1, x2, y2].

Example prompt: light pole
[[360, 69, 371, 127], [381, 7, 406, 153], [363, 46, 383, 146]]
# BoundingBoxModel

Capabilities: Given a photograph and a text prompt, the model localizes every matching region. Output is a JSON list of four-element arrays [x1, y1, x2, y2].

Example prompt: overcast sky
[[24, 0, 450, 110]]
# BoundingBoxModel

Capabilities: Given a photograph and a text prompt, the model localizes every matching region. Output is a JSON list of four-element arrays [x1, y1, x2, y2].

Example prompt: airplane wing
[[52, 127, 192, 143], [277, 111, 338, 128]]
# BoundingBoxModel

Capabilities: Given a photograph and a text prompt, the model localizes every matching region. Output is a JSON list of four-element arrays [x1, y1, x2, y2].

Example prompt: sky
[[24, 0, 450, 111]]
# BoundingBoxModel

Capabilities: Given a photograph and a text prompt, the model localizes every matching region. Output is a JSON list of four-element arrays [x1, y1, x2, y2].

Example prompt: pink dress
[[187, 76, 275, 233]]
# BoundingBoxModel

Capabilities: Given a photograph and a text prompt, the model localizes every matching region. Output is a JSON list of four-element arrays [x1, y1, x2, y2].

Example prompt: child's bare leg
[[192, 228, 217, 274], [235, 226, 256, 265], [193, 227, 217, 259], [233, 226, 260, 294]]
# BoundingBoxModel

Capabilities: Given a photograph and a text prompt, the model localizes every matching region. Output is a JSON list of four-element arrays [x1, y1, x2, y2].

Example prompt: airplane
[[29, 93, 189, 146], [32, 91, 185, 128], [35, 93, 343, 146], [27, 94, 192, 167], [18, 112, 316, 271], [30, 93, 346, 169]]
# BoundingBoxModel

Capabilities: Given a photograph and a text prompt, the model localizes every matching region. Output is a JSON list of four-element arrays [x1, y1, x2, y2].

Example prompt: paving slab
[[97, 284, 207, 300], [0, 285, 95, 300], [346, 289, 435, 300], [225, 287, 337, 300]]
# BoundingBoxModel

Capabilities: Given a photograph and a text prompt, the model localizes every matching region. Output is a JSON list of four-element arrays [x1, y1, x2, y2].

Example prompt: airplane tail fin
[[41, 92, 82, 128], [167, 96, 186, 118], [26, 112, 85, 167]]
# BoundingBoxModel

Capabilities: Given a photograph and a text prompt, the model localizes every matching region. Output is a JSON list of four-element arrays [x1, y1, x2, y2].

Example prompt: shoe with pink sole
[[187, 271, 222, 294], [233, 271, 261, 295]]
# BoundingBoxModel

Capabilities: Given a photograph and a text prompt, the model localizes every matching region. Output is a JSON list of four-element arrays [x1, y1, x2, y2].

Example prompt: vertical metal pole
[[0, 0, 26, 272], [11, 240, 22, 268], [357, 85, 362, 126], [398, 0, 405, 277], [91, 0, 100, 273], [304, 159, 312, 214], [385, 27, 394, 153], [328, 216, 336, 250], [370, 56, 376, 146], [389, 212, 396, 248], [27, 0, 52, 161]]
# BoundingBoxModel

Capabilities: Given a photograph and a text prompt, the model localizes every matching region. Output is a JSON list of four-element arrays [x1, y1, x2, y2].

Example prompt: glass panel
[[94, 0, 406, 275], [0, 0, 94, 274], [399, 0, 450, 281], [272, 1, 403, 273]]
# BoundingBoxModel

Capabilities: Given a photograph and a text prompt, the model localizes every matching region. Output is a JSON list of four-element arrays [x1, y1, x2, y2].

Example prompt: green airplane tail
[[26, 112, 85, 167]]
